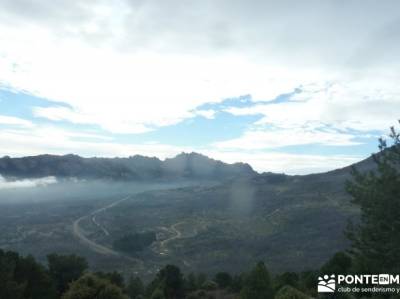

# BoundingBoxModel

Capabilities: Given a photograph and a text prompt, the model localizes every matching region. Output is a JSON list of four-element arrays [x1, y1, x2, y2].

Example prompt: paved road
[[72, 196, 140, 263]]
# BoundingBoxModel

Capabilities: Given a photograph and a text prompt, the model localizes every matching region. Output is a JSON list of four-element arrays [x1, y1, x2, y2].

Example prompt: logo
[[318, 274, 400, 294], [318, 275, 336, 293]]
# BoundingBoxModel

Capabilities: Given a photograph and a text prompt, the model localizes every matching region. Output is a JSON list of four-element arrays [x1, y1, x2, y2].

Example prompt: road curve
[[160, 221, 185, 247], [72, 196, 140, 263]]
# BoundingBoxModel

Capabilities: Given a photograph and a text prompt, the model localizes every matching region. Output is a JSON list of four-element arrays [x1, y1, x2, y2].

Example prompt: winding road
[[72, 195, 140, 263], [159, 221, 185, 248]]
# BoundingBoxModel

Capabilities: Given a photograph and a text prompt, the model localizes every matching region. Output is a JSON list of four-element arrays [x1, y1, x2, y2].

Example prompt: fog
[[0, 177, 202, 204], [0, 175, 57, 190]]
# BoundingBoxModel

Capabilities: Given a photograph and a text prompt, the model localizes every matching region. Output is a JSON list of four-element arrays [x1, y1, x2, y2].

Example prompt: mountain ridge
[[0, 152, 256, 181]]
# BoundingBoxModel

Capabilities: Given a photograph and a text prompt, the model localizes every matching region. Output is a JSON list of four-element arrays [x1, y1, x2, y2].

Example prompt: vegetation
[[240, 261, 274, 299], [214, 272, 232, 289], [47, 253, 88, 295], [61, 273, 129, 299], [146, 264, 185, 299], [127, 276, 145, 299], [0, 249, 56, 299], [346, 123, 400, 274], [0, 250, 330, 298], [113, 232, 157, 253]]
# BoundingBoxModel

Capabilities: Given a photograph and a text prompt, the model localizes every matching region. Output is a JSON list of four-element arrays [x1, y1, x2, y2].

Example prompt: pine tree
[[47, 253, 88, 295], [240, 261, 274, 299], [127, 275, 145, 299], [346, 122, 400, 273]]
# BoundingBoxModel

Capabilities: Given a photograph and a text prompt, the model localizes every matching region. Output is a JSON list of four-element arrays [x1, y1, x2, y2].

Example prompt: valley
[[0, 152, 367, 280]]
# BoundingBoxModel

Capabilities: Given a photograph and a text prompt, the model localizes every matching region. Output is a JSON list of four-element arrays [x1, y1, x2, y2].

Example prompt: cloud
[[214, 128, 360, 150], [0, 126, 188, 158], [0, 0, 398, 135], [194, 109, 216, 119], [3, 0, 398, 68], [0, 175, 57, 189], [0, 115, 33, 127], [203, 150, 362, 175], [225, 82, 400, 132], [33, 106, 152, 134]]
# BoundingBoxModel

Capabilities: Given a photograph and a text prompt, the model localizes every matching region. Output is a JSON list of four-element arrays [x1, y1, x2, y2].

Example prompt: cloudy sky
[[0, 0, 399, 174]]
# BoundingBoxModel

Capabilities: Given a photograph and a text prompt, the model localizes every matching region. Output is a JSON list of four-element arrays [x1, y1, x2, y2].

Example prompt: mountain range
[[0, 150, 377, 182], [0, 152, 255, 181]]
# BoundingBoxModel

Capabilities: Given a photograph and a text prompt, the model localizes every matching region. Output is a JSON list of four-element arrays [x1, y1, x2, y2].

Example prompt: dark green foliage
[[240, 261, 274, 299], [0, 249, 56, 299], [274, 272, 299, 291], [47, 253, 88, 295], [346, 123, 400, 274], [274, 285, 309, 299], [113, 232, 156, 253], [148, 264, 184, 299], [214, 272, 232, 289], [95, 271, 125, 289], [184, 272, 198, 292], [61, 273, 128, 299], [127, 275, 145, 299], [320, 251, 352, 275], [200, 280, 218, 291], [196, 273, 207, 289], [150, 288, 166, 299], [160, 265, 184, 299], [229, 274, 244, 293]]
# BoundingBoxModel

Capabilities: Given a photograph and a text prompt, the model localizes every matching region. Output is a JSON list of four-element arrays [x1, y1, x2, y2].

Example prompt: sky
[[0, 0, 399, 174]]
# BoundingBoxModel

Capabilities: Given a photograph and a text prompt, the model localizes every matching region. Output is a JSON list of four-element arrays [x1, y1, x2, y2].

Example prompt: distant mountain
[[0, 152, 256, 181]]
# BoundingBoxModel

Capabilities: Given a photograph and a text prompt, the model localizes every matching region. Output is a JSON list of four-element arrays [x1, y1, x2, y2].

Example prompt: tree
[[148, 265, 184, 299], [274, 285, 309, 299], [47, 253, 88, 295], [214, 272, 232, 289], [184, 272, 198, 292], [240, 261, 274, 299], [0, 250, 57, 299], [200, 280, 217, 291], [17, 255, 57, 299], [150, 288, 166, 299], [230, 274, 244, 293], [95, 271, 125, 289], [346, 122, 400, 273], [297, 270, 318, 296], [127, 275, 145, 299], [320, 251, 352, 275], [61, 273, 128, 299], [196, 273, 207, 290], [274, 272, 299, 292]]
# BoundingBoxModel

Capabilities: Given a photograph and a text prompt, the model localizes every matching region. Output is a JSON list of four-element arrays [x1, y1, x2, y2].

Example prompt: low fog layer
[[0, 176, 208, 204], [0, 175, 57, 190]]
